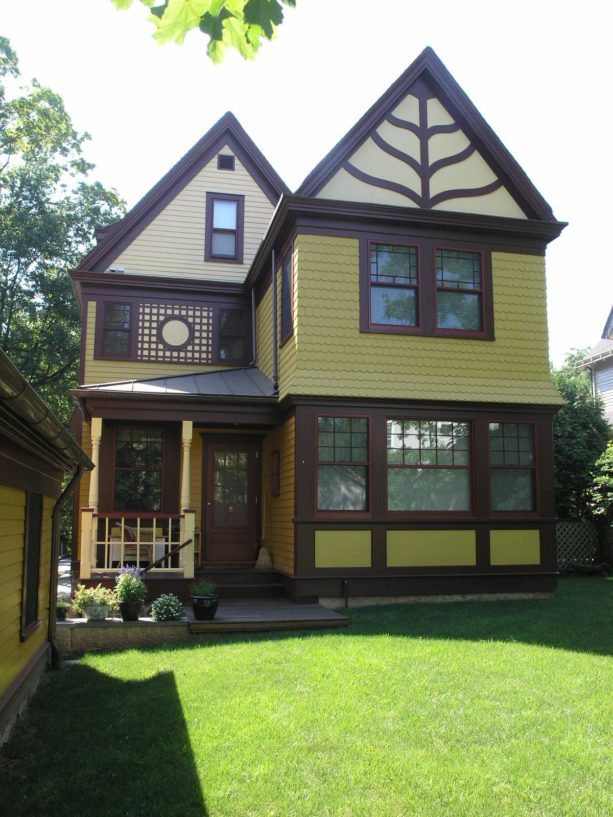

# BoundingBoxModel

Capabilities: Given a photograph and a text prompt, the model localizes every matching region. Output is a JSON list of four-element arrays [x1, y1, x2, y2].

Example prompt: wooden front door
[[204, 441, 259, 563]]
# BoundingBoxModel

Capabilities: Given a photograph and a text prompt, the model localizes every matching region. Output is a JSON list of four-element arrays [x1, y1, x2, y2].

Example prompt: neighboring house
[[578, 306, 613, 431], [71, 47, 565, 603], [0, 349, 91, 744]]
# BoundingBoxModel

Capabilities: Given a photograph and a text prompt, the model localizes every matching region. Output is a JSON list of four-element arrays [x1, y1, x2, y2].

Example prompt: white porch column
[[180, 420, 193, 511], [87, 417, 102, 512], [79, 509, 94, 580], [180, 511, 196, 579]]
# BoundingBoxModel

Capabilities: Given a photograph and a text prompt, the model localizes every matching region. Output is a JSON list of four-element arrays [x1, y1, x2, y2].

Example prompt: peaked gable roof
[[77, 112, 290, 273], [297, 47, 557, 222]]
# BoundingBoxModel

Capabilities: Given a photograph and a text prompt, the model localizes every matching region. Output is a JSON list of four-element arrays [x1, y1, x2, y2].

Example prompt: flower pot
[[119, 600, 142, 621], [56, 607, 67, 622], [191, 594, 219, 621], [83, 603, 109, 621]]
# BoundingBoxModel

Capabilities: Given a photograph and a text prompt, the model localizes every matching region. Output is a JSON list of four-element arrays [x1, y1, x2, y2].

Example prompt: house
[[577, 306, 613, 432], [70, 47, 565, 604], [0, 349, 91, 743]]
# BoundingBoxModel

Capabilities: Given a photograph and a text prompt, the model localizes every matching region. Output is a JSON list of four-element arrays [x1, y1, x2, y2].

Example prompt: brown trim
[[76, 113, 289, 273], [205, 192, 245, 265], [296, 47, 557, 223], [0, 445, 63, 497], [246, 196, 566, 291], [157, 315, 194, 351]]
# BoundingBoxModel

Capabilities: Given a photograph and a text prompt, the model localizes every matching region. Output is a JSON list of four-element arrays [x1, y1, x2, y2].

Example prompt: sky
[[2, 0, 612, 366]]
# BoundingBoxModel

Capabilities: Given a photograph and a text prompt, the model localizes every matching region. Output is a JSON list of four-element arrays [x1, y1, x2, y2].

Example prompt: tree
[[112, 0, 296, 62], [0, 37, 125, 421], [589, 441, 613, 524], [551, 350, 609, 518]]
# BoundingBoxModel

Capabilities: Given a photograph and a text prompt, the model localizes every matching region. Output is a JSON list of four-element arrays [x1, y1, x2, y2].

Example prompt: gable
[[77, 112, 289, 280], [298, 48, 556, 223]]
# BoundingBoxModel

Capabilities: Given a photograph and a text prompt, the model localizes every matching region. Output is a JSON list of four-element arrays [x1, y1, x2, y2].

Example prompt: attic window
[[205, 192, 244, 264], [217, 154, 235, 171]]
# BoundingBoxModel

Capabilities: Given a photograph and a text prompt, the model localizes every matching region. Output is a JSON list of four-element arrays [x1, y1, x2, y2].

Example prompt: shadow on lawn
[[0, 666, 207, 817]]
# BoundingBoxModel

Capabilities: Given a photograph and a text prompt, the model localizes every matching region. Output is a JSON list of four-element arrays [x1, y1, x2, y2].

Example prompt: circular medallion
[[160, 318, 191, 348]]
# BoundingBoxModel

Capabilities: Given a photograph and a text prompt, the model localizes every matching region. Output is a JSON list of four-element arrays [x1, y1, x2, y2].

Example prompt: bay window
[[436, 249, 483, 332], [369, 243, 419, 328], [489, 422, 535, 511]]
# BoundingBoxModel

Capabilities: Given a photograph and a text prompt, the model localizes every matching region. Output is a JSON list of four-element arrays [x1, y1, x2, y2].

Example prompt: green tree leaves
[[551, 350, 610, 518], [112, 0, 296, 62], [0, 39, 125, 421]]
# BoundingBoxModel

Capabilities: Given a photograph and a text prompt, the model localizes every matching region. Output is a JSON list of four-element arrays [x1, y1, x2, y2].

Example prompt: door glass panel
[[213, 451, 249, 527]]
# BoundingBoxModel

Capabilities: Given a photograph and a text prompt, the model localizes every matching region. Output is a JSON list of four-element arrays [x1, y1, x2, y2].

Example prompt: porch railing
[[80, 509, 197, 579]]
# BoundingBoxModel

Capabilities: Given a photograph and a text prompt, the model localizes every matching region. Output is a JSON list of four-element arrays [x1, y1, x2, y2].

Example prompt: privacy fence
[[556, 519, 613, 572]]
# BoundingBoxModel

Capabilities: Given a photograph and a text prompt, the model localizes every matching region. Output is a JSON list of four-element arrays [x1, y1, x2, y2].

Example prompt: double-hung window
[[369, 243, 419, 329], [218, 309, 246, 362], [386, 419, 471, 511], [102, 303, 132, 357], [205, 193, 244, 263], [489, 422, 535, 511], [114, 429, 163, 512], [436, 249, 483, 332], [317, 416, 369, 512]]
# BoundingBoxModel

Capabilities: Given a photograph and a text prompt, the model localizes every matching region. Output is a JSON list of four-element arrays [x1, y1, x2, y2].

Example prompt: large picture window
[[489, 423, 535, 511], [114, 429, 163, 512], [369, 243, 419, 328], [436, 249, 483, 332], [361, 239, 492, 339], [387, 419, 470, 511], [205, 192, 244, 263], [317, 416, 369, 512]]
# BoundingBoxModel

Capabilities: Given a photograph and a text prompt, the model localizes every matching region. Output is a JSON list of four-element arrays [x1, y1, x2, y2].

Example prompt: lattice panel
[[137, 303, 213, 363], [556, 520, 599, 570]]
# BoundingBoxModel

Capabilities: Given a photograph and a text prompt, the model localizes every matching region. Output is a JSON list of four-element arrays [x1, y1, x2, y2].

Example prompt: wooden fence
[[556, 519, 613, 572]]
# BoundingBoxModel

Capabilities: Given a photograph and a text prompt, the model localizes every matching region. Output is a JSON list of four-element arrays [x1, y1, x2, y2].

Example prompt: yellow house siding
[[387, 530, 477, 567], [288, 234, 561, 404], [262, 416, 295, 575], [315, 531, 372, 568], [83, 301, 229, 385], [278, 250, 298, 397], [0, 489, 53, 697], [490, 530, 541, 565], [111, 146, 275, 283], [256, 282, 274, 379]]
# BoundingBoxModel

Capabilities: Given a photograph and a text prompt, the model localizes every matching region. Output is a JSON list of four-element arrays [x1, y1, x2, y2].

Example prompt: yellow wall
[[256, 282, 274, 380], [387, 530, 476, 567], [111, 145, 276, 283], [261, 416, 295, 575], [284, 234, 561, 404], [0, 488, 52, 697], [490, 530, 541, 565], [315, 531, 372, 568]]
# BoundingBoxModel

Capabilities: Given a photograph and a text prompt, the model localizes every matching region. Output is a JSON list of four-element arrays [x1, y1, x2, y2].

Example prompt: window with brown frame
[[205, 192, 244, 263], [361, 239, 492, 339], [489, 422, 535, 511], [21, 492, 42, 640], [386, 419, 471, 511], [280, 249, 293, 342], [218, 309, 247, 362], [102, 302, 132, 357], [113, 428, 163, 512], [317, 416, 369, 512], [436, 249, 483, 332]]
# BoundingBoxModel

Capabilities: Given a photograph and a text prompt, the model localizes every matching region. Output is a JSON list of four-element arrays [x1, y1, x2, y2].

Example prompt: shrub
[[72, 584, 117, 616], [150, 593, 184, 621], [191, 579, 217, 596], [115, 569, 147, 603]]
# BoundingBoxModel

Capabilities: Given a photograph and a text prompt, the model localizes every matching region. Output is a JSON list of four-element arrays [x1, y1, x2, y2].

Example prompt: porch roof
[[74, 366, 276, 399]]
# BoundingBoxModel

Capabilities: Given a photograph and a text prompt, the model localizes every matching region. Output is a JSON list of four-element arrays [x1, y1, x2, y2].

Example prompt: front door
[[204, 441, 259, 563]]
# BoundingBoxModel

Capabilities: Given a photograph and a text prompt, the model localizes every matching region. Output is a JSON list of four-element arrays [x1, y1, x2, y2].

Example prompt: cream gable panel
[[112, 144, 275, 283], [315, 90, 528, 219]]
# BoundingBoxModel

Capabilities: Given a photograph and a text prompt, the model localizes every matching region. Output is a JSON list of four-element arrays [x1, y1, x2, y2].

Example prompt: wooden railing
[[92, 513, 183, 572]]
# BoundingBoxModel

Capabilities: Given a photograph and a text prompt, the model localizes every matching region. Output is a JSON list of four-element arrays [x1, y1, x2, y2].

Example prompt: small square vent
[[217, 153, 235, 171]]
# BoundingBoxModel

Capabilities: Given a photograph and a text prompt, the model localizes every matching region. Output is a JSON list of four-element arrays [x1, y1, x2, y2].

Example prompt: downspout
[[48, 465, 83, 670], [271, 248, 279, 393]]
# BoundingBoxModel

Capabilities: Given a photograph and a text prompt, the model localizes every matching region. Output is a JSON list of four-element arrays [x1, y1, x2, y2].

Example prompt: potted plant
[[191, 579, 219, 621], [150, 593, 185, 621], [71, 584, 117, 621], [115, 567, 147, 621], [56, 596, 71, 621]]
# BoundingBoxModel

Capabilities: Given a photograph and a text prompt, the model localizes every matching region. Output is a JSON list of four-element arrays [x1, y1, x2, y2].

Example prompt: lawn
[[1, 577, 611, 817]]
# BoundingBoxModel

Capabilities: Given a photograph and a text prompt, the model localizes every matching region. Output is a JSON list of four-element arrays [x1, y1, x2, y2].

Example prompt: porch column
[[180, 420, 193, 511], [79, 509, 93, 580], [87, 417, 102, 512], [180, 421, 195, 578]]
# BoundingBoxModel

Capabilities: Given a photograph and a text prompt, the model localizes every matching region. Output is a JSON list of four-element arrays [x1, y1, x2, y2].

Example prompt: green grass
[[1, 577, 612, 817]]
